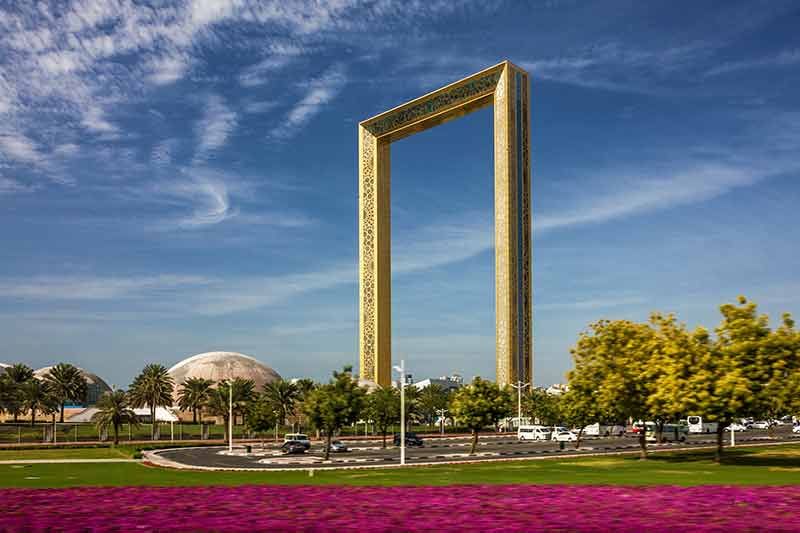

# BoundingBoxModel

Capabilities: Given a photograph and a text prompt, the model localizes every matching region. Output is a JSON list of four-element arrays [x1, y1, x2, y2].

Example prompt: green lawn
[[0, 447, 132, 460], [3, 444, 800, 489]]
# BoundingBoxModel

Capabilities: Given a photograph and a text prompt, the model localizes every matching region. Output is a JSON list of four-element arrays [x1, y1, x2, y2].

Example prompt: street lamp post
[[436, 408, 448, 435], [228, 382, 233, 453], [511, 381, 530, 430], [393, 360, 406, 466], [274, 410, 280, 443]]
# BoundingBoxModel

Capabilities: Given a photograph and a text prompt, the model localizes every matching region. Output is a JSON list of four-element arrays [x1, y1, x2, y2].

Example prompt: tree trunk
[[656, 420, 665, 444], [324, 432, 332, 461], [638, 430, 648, 459], [151, 406, 157, 440], [192, 408, 197, 425], [715, 422, 725, 462], [113, 423, 119, 446], [575, 427, 584, 450], [381, 427, 387, 449], [469, 429, 479, 455], [30, 408, 36, 426], [60, 403, 65, 423]]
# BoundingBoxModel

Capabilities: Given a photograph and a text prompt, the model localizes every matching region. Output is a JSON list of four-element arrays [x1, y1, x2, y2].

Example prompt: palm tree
[[43, 363, 88, 422], [177, 377, 215, 424], [263, 380, 300, 427], [128, 364, 174, 440], [21, 379, 57, 426], [0, 374, 14, 416], [93, 390, 139, 445], [231, 378, 256, 426], [5, 364, 33, 422], [204, 379, 256, 440]]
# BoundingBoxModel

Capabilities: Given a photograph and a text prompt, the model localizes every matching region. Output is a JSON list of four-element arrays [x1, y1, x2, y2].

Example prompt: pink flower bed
[[2, 485, 797, 531]]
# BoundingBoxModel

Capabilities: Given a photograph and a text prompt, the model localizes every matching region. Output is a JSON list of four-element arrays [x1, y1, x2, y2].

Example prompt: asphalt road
[[154, 428, 800, 470]]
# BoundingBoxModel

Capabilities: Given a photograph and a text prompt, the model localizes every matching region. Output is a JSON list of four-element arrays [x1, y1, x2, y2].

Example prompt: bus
[[686, 416, 718, 434], [645, 422, 688, 443], [517, 425, 552, 441]]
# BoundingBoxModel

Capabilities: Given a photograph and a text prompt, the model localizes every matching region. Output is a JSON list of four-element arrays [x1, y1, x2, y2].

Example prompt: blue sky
[[0, 1, 798, 388]]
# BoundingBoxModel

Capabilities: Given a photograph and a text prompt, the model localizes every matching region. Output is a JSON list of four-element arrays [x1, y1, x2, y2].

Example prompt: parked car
[[518, 425, 552, 441], [393, 432, 424, 447], [552, 430, 578, 442], [327, 440, 349, 453], [793, 425, 800, 434], [281, 441, 307, 455], [725, 423, 748, 432], [283, 433, 311, 450], [750, 421, 771, 430]]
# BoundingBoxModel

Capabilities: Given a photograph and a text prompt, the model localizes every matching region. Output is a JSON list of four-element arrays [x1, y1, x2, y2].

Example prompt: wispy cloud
[[270, 64, 347, 140], [0, 175, 36, 194], [0, 132, 44, 166], [0, 275, 212, 300], [706, 48, 800, 76], [537, 296, 647, 311], [194, 94, 237, 162], [536, 163, 764, 233]]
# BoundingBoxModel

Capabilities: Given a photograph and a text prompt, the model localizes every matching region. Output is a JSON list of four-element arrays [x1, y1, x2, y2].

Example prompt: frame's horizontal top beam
[[360, 60, 515, 142]]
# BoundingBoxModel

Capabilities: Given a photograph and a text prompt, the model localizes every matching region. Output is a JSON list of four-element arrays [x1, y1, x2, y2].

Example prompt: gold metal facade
[[358, 61, 531, 387]]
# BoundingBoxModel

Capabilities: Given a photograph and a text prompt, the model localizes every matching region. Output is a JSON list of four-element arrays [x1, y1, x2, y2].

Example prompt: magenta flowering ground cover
[[1, 485, 797, 532]]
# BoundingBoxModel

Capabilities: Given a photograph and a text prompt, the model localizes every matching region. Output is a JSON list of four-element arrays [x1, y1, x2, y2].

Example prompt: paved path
[[0, 458, 142, 464]]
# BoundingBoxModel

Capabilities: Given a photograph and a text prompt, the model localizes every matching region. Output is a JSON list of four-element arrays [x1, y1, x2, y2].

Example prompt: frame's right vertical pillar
[[494, 62, 532, 387]]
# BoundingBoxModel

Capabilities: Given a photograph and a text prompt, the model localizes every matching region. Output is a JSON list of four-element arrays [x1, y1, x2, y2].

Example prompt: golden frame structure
[[358, 60, 531, 387]]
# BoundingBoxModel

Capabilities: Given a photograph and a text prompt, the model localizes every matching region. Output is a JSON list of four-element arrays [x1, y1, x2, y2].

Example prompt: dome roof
[[168, 352, 282, 395], [34, 365, 112, 392], [0, 363, 9, 375]]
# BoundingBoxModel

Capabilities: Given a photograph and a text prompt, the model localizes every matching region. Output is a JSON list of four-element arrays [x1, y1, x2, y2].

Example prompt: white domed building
[[168, 351, 282, 403], [0, 363, 9, 375], [34, 366, 112, 406]]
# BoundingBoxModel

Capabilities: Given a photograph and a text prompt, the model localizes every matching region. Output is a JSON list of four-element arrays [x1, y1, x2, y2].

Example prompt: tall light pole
[[228, 381, 233, 453], [393, 360, 406, 466], [436, 408, 448, 435], [511, 381, 530, 430]]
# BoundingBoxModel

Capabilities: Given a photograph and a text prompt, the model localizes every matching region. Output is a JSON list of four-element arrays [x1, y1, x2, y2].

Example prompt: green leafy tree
[[560, 385, 602, 449], [365, 386, 400, 448], [43, 363, 88, 422], [245, 395, 279, 443], [263, 380, 300, 427], [0, 374, 14, 416], [128, 364, 174, 440], [203, 379, 256, 440], [568, 319, 655, 458], [303, 366, 366, 460], [416, 384, 449, 426], [687, 297, 794, 461], [92, 390, 138, 445], [523, 388, 562, 426], [450, 377, 513, 455], [177, 377, 214, 424], [4, 364, 33, 422]]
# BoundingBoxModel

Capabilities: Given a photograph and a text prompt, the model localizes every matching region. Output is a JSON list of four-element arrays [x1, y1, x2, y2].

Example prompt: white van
[[686, 416, 718, 434], [517, 425, 551, 441], [283, 433, 311, 450]]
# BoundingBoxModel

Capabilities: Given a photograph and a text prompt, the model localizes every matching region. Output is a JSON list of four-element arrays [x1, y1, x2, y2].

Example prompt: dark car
[[393, 432, 424, 447], [281, 441, 307, 455]]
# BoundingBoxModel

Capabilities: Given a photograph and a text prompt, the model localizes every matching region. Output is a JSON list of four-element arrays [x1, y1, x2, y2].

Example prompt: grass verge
[[2, 443, 800, 489]]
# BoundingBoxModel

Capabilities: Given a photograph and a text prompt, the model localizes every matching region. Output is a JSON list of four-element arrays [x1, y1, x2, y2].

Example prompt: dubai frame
[[358, 61, 531, 388]]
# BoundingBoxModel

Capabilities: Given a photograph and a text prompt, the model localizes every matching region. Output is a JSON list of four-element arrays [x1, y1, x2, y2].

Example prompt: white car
[[792, 425, 800, 434], [552, 430, 578, 442], [750, 421, 771, 430], [724, 423, 747, 432]]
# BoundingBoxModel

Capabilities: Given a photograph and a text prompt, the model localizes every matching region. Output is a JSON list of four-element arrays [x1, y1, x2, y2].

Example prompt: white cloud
[[537, 296, 647, 311], [81, 106, 118, 133], [146, 54, 191, 85], [706, 49, 800, 76], [194, 94, 237, 161], [0, 176, 36, 194], [536, 164, 763, 233], [0, 274, 212, 300], [153, 174, 235, 229], [0, 133, 42, 164], [270, 64, 347, 140]]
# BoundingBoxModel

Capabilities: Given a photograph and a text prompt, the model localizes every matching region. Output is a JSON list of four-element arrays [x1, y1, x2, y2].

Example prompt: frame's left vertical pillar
[[359, 126, 392, 387]]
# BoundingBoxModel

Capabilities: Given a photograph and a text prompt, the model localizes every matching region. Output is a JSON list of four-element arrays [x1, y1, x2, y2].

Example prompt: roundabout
[[145, 430, 799, 471]]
